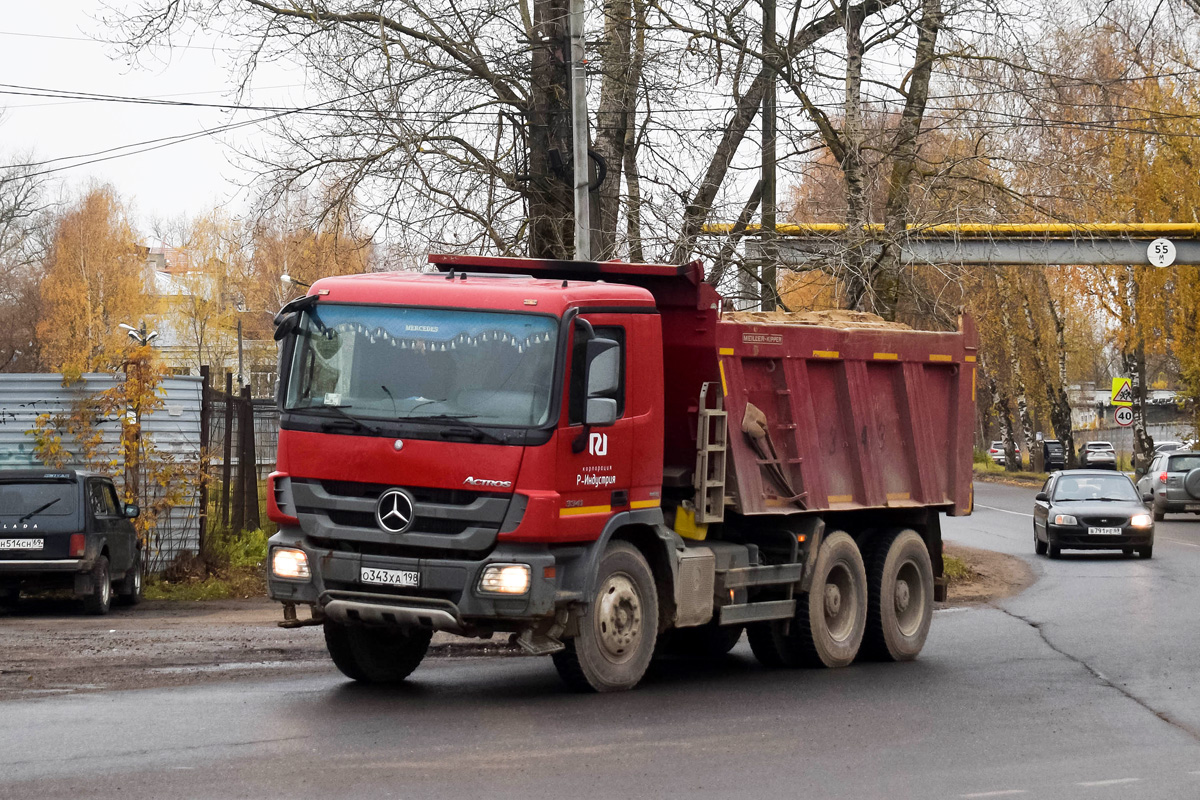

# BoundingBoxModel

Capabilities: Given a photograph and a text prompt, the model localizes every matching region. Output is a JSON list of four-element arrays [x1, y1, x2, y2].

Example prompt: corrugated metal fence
[[0, 373, 202, 572]]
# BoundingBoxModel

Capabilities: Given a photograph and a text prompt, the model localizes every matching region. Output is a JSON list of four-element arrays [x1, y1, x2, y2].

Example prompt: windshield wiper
[[299, 404, 382, 435], [415, 413, 506, 445], [19, 497, 60, 524]]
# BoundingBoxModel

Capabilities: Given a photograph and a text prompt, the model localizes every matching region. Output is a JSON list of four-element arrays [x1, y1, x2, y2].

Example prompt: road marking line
[[976, 504, 1034, 518], [1077, 778, 1140, 787], [1159, 536, 1200, 549], [961, 791, 1028, 798]]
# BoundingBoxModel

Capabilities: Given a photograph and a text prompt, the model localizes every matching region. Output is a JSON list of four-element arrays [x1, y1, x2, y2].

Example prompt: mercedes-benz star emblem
[[375, 488, 415, 534]]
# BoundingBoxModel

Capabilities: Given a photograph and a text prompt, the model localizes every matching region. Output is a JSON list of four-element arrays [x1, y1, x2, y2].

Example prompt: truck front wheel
[[552, 541, 658, 692], [323, 621, 433, 684], [755, 531, 867, 669], [861, 528, 934, 662]]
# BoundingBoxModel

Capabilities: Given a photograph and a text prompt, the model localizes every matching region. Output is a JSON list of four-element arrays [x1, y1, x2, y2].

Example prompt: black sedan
[[1033, 470, 1155, 559]]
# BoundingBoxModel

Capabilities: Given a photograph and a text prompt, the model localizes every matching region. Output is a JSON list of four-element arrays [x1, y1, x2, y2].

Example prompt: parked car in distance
[[1040, 439, 1067, 471], [1034, 470, 1154, 558], [1079, 441, 1117, 470], [1136, 451, 1200, 521], [1154, 441, 1184, 454], [0, 470, 142, 614], [988, 440, 1021, 466]]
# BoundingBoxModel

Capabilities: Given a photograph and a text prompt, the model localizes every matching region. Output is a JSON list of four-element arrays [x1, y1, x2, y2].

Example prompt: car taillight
[[69, 534, 86, 557], [1159, 472, 1169, 482]]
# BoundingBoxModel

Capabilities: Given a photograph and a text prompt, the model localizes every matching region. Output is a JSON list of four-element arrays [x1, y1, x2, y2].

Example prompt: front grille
[[290, 477, 511, 553], [1079, 516, 1130, 527], [326, 509, 474, 535]]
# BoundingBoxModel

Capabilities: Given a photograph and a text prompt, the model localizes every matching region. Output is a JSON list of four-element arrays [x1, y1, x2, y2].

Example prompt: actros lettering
[[463, 476, 513, 488]]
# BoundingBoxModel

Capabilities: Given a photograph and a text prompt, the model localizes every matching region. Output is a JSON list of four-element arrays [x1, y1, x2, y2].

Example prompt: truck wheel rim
[[595, 572, 641, 662], [100, 574, 110, 606], [823, 563, 856, 643], [894, 560, 925, 636]]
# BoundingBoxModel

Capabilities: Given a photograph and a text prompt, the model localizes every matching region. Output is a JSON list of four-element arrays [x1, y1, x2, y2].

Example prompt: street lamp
[[119, 322, 159, 346], [117, 321, 158, 515]]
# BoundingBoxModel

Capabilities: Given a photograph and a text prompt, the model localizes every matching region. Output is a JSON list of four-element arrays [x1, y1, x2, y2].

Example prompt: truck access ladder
[[694, 382, 728, 524]]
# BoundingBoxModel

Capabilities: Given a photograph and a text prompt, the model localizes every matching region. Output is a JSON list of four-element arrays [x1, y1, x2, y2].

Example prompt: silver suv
[[1079, 441, 1117, 470], [1136, 451, 1200, 520]]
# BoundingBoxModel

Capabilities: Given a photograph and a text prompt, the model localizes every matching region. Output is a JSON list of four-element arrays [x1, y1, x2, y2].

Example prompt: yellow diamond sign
[[1111, 377, 1133, 406]]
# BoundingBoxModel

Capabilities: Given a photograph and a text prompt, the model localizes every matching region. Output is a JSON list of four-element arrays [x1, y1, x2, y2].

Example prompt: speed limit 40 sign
[[1115, 406, 1134, 427]]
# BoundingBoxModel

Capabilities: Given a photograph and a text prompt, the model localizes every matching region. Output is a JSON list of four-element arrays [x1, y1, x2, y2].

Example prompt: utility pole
[[236, 317, 245, 389], [569, 0, 592, 261], [760, 0, 778, 310]]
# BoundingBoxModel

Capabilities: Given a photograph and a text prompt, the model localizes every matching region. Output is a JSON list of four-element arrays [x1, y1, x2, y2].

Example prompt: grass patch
[[972, 462, 1049, 484], [145, 567, 265, 601], [942, 554, 975, 584], [147, 527, 270, 601]]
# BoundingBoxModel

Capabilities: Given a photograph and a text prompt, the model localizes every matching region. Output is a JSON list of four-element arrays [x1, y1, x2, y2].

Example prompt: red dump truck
[[266, 255, 976, 691]]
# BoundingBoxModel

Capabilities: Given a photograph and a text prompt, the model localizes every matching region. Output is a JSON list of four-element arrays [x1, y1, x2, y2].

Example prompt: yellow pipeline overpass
[[699, 223, 1200, 266]]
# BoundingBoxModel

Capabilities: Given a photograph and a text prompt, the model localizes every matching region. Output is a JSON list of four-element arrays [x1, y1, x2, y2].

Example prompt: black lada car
[[0, 470, 142, 614]]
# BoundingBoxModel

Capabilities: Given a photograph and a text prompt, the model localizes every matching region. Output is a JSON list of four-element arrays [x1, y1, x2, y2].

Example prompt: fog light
[[272, 547, 310, 580], [1131, 513, 1153, 528], [479, 563, 531, 595], [1054, 514, 1077, 525]]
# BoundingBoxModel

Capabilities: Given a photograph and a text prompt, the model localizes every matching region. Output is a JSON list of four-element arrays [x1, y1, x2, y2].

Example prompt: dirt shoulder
[[943, 541, 1035, 605], [0, 545, 1033, 699]]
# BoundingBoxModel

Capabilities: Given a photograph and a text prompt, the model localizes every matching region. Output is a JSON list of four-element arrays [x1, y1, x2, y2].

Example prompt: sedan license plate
[[0, 538, 43, 550], [360, 567, 420, 588], [1088, 527, 1121, 536]]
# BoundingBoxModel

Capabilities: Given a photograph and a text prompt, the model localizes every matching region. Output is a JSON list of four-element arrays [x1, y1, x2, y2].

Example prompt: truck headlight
[[478, 563, 531, 595], [1053, 514, 1077, 525], [1131, 514, 1153, 528], [272, 547, 310, 580]]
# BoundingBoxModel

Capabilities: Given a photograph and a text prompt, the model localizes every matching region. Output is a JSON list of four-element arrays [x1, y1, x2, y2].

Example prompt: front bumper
[[1048, 525, 1153, 549], [267, 528, 581, 631]]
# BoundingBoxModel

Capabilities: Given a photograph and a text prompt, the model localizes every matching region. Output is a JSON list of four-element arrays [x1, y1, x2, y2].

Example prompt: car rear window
[[1168, 455, 1200, 472], [1087, 443, 1113, 450], [1053, 474, 1138, 502], [0, 482, 78, 516]]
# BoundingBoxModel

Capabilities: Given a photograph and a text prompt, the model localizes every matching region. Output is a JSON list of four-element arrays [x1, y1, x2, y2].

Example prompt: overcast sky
[[0, 1, 304, 235]]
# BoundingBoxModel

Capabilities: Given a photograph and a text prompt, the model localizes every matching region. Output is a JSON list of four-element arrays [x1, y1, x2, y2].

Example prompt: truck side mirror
[[583, 338, 620, 428], [124, 503, 140, 519], [585, 338, 620, 397]]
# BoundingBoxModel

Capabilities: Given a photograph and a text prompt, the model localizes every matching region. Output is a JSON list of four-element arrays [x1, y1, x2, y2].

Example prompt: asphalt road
[[2, 481, 1200, 800]]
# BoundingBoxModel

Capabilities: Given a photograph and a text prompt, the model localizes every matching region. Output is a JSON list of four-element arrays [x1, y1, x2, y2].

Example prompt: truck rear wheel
[[753, 532, 867, 669], [788, 531, 867, 667], [552, 541, 658, 692], [323, 621, 432, 684], [861, 529, 934, 662]]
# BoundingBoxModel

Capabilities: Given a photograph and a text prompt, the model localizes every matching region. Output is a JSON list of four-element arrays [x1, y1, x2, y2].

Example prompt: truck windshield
[[285, 304, 558, 427]]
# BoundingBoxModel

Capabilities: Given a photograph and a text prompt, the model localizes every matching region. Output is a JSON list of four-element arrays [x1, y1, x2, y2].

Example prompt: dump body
[[717, 315, 976, 517]]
